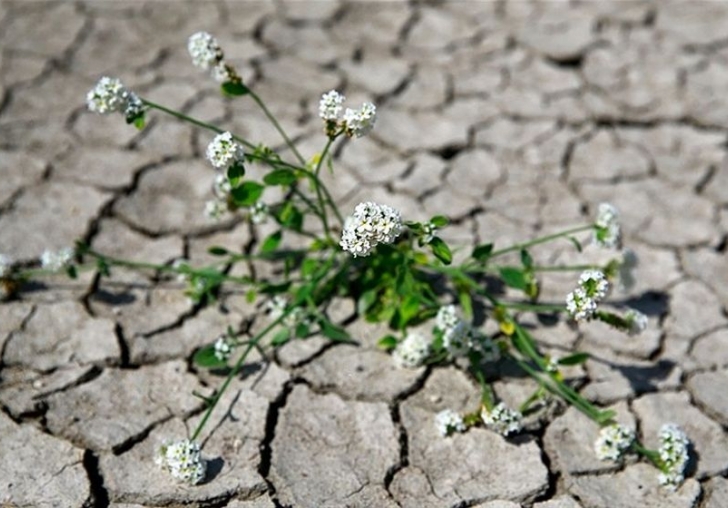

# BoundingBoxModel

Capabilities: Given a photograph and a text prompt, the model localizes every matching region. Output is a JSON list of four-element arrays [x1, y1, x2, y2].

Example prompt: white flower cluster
[[422, 221, 438, 244], [436, 305, 470, 357], [594, 424, 635, 461], [593, 203, 621, 249], [86, 76, 145, 119], [481, 402, 522, 436], [625, 308, 648, 336], [0, 254, 12, 278], [204, 199, 228, 221], [266, 296, 309, 329], [249, 201, 269, 224], [213, 335, 233, 362], [657, 423, 690, 489], [435, 409, 466, 437], [40, 247, 74, 273], [206, 132, 245, 170], [392, 332, 431, 368], [566, 270, 609, 322], [187, 31, 236, 83], [340, 202, 403, 257], [318, 90, 377, 138], [205, 174, 234, 221], [156, 439, 206, 485]]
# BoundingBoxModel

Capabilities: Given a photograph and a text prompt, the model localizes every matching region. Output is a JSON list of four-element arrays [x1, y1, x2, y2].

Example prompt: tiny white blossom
[[340, 202, 403, 257], [319, 90, 345, 121], [40, 247, 74, 272], [249, 202, 269, 224], [204, 198, 228, 220], [593, 203, 621, 249], [625, 308, 648, 336], [206, 132, 245, 170], [546, 355, 560, 373], [213, 174, 232, 198], [266, 295, 287, 321], [171, 258, 190, 283], [481, 402, 522, 436], [124, 92, 145, 120], [87, 76, 129, 114], [266, 296, 307, 329], [156, 439, 207, 485], [443, 321, 471, 358], [594, 424, 635, 461], [579, 270, 609, 300], [343, 102, 376, 138], [188, 31, 221, 70], [213, 335, 233, 362], [392, 332, 431, 368], [435, 409, 465, 437], [212, 61, 234, 83], [436, 305, 460, 332], [567, 270, 609, 322], [422, 222, 438, 244], [0, 254, 13, 278], [657, 423, 690, 489]]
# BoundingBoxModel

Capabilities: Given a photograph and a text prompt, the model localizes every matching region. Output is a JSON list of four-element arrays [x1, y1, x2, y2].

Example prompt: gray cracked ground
[[1, 1, 728, 507]]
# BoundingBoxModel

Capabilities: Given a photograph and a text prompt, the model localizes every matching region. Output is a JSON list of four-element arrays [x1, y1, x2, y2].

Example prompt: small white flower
[[212, 61, 234, 83], [124, 92, 145, 120], [188, 32, 221, 70], [40, 247, 74, 272], [481, 402, 522, 436], [319, 90, 345, 121], [87, 76, 130, 114], [157, 439, 207, 485], [567, 270, 609, 322], [594, 424, 635, 461], [213, 174, 232, 198], [392, 332, 431, 368], [206, 132, 245, 170], [593, 203, 621, 249], [0, 254, 13, 278], [657, 423, 690, 489], [204, 198, 228, 220], [436, 305, 459, 332], [422, 222, 437, 244], [266, 295, 288, 321], [546, 355, 560, 373], [443, 321, 471, 358], [249, 202, 269, 224], [340, 202, 403, 257], [213, 335, 233, 362], [579, 270, 609, 300], [435, 409, 465, 437], [171, 258, 190, 283], [343, 102, 376, 138], [625, 308, 648, 336]]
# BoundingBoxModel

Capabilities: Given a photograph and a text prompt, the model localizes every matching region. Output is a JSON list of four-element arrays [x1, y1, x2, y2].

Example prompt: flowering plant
[[0, 32, 690, 490]]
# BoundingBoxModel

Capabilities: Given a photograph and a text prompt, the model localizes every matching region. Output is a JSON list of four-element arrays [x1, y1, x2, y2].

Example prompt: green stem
[[633, 442, 664, 469], [191, 312, 287, 440], [499, 301, 566, 312], [533, 264, 598, 272], [313, 137, 334, 240], [489, 225, 593, 259], [474, 370, 494, 410], [248, 90, 306, 166]]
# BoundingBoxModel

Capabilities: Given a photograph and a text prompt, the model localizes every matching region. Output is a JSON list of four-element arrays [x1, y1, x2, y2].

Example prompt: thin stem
[[633, 442, 664, 469], [499, 301, 566, 312], [248, 90, 306, 165], [313, 137, 334, 240], [191, 312, 287, 440], [533, 264, 598, 272], [489, 225, 593, 259]]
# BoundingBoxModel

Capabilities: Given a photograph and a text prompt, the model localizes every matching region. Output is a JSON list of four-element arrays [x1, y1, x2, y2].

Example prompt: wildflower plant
[[1, 32, 690, 490]]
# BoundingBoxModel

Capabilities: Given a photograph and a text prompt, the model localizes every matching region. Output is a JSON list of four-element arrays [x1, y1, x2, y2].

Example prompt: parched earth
[[1, 1, 728, 507]]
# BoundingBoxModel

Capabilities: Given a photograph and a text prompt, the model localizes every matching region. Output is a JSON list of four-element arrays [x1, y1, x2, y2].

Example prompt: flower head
[[213, 335, 233, 362], [206, 132, 245, 170], [40, 247, 75, 273], [566, 270, 609, 322], [593, 203, 621, 249], [319, 90, 345, 121], [625, 308, 648, 336], [188, 32, 222, 70], [343, 102, 377, 138], [87, 76, 146, 120], [249, 201, 269, 224], [657, 423, 690, 489], [594, 424, 635, 461], [204, 198, 228, 220], [156, 439, 206, 485], [481, 402, 522, 436], [392, 332, 430, 368], [435, 409, 465, 437], [339, 202, 403, 257]]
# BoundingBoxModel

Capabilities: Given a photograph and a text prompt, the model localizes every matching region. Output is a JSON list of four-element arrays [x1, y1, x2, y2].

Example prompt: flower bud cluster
[[625, 308, 648, 336], [318, 90, 376, 138], [657, 423, 690, 489], [40, 247, 75, 273], [392, 332, 431, 368], [435, 409, 466, 437], [593, 203, 621, 249], [481, 402, 522, 436], [566, 270, 609, 322], [213, 335, 233, 362], [86, 77, 145, 121], [187, 32, 240, 83], [594, 424, 635, 461], [156, 439, 207, 485], [206, 132, 245, 171], [340, 202, 403, 257]]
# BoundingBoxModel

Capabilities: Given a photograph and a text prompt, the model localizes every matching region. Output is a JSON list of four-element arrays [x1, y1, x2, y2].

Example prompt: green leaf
[[277, 202, 303, 231], [394, 295, 420, 330], [320, 319, 351, 342], [263, 169, 297, 186], [245, 288, 256, 303], [207, 246, 230, 256], [270, 329, 290, 346], [558, 352, 590, 366], [499, 267, 528, 290], [357, 289, 378, 315], [227, 162, 245, 187], [567, 236, 583, 253], [193, 346, 227, 368], [221, 81, 250, 96], [295, 322, 310, 338], [261, 230, 282, 253], [377, 335, 398, 351], [520, 249, 533, 270], [472, 243, 493, 262], [230, 181, 264, 207], [133, 115, 146, 130], [457, 289, 473, 320], [66, 265, 78, 279], [429, 215, 449, 228], [429, 237, 452, 265]]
